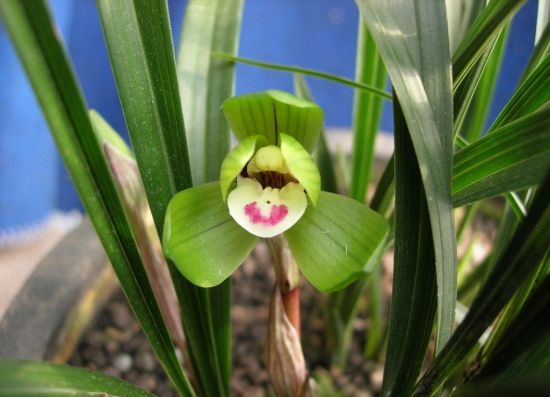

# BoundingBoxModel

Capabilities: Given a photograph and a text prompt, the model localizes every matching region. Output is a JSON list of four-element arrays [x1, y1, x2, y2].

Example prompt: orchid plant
[[163, 90, 389, 293], [1, 0, 549, 396]]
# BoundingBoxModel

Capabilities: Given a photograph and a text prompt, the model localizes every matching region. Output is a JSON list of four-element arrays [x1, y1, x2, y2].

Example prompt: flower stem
[[265, 236, 309, 396], [266, 235, 301, 332]]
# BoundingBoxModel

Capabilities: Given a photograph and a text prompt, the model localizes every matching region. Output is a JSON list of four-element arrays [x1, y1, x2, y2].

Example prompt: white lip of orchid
[[227, 176, 307, 238]]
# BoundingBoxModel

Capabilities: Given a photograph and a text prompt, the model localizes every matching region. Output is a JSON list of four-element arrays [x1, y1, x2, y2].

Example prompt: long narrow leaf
[[0, 359, 153, 397], [97, 0, 192, 225], [475, 272, 550, 380], [414, 170, 550, 396], [483, 252, 549, 353], [0, 2, 194, 395], [489, 54, 550, 131], [536, 0, 550, 44], [214, 52, 392, 99], [452, 108, 550, 207], [93, 111, 187, 357], [381, 98, 437, 397], [356, 0, 457, 351], [415, 0, 454, 165], [176, 1, 244, 391], [350, 18, 387, 201], [454, 372, 550, 397], [293, 74, 337, 194], [96, 1, 227, 395], [177, 0, 243, 185], [446, 0, 485, 54], [328, 18, 388, 366], [452, 0, 526, 90], [453, 29, 504, 141], [461, 26, 509, 141], [369, 156, 395, 217], [488, 335, 550, 381], [520, 23, 550, 83]]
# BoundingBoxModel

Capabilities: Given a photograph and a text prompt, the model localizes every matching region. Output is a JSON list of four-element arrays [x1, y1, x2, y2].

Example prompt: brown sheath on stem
[[283, 287, 301, 335], [266, 284, 310, 397], [265, 235, 310, 396]]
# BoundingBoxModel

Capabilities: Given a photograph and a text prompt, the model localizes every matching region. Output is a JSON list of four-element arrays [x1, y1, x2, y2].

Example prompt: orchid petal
[[280, 133, 321, 205], [220, 134, 267, 201]]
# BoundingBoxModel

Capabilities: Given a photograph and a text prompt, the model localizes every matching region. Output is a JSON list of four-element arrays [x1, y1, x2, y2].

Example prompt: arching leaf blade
[[0, 2, 195, 395], [453, 108, 550, 207], [0, 360, 154, 397]]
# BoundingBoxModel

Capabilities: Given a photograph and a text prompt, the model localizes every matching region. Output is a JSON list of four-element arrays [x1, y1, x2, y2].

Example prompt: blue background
[[0, 0, 539, 233]]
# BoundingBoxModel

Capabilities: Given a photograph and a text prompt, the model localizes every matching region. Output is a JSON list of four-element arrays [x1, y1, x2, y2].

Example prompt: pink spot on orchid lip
[[244, 201, 288, 226]]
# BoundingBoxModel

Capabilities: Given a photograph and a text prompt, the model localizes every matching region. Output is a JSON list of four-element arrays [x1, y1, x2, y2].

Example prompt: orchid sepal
[[163, 182, 257, 288], [220, 134, 268, 201], [284, 192, 390, 292], [222, 90, 324, 152]]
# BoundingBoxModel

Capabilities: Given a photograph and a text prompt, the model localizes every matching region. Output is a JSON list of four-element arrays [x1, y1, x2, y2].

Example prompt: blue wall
[[0, 0, 540, 234]]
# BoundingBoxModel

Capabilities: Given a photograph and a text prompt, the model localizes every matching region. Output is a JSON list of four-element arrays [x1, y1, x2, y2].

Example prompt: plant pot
[[0, 218, 116, 361]]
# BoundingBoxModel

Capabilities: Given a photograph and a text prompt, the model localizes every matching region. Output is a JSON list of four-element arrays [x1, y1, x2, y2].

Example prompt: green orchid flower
[[163, 90, 389, 292]]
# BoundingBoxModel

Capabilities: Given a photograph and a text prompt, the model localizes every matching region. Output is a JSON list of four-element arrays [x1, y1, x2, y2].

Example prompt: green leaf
[[292, 74, 366, 366], [176, 1, 244, 391], [452, 108, 550, 207], [536, 0, 550, 44], [491, 336, 550, 381], [315, 132, 338, 194], [214, 52, 392, 100], [350, 19, 387, 202], [97, 2, 229, 395], [177, 0, 243, 185], [222, 90, 324, 153], [293, 74, 338, 194], [220, 135, 267, 200], [327, 20, 388, 366], [482, 254, 549, 361], [285, 191, 389, 292], [453, 28, 506, 144], [97, 0, 192, 227], [451, 3, 507, 141], [381, 98, 437, 397], [0, 2, 194, 395], [164, 182, 257, 288], [0, 359, 154, 397], [369, 155, 395, 216], [474, 273, 550, 380], [415, 0, 454, 166], [452, 0, 526, 90], [460, 25, 509, 141], [520, 23, 549, 84], [489, 55, 550, 131], [454, 372, 550, 397], [363, 265, 385, 359], [356, 0, 457, 351], [446, 0, 485, 54], [102, 136, 187, 358], [280, 133, 321, 205], [413, 170, 550, 396]]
